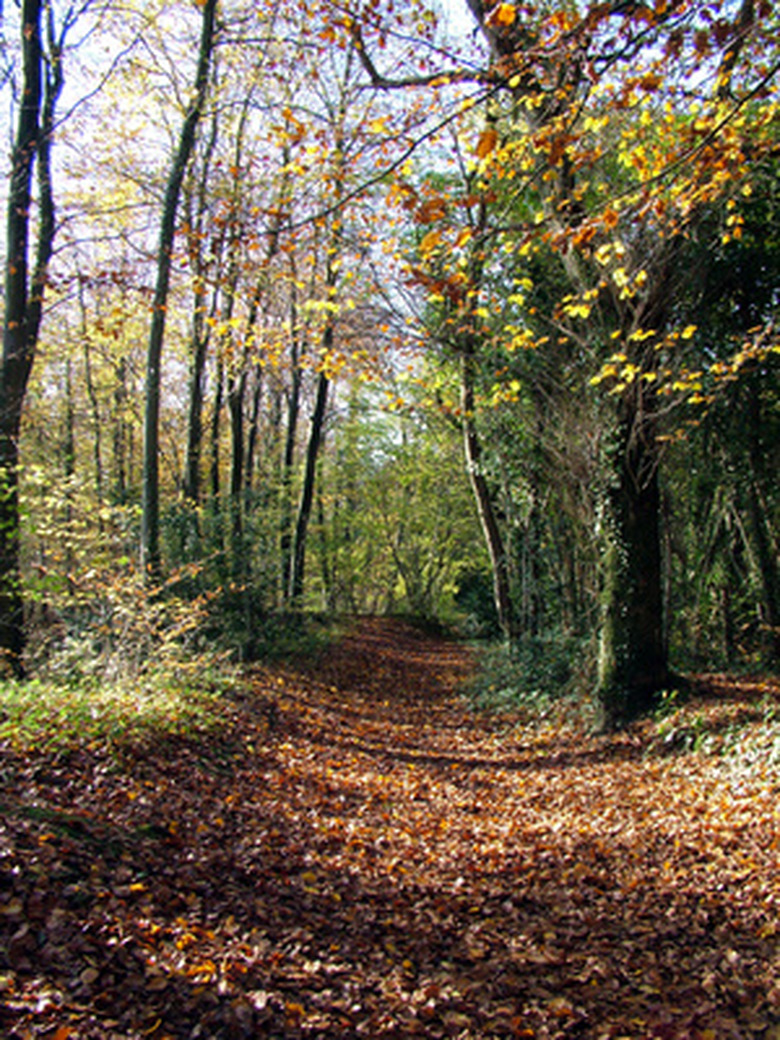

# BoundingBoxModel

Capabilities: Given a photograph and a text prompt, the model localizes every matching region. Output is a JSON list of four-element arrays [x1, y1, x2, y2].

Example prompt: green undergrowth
[[650, 686, 780, 766], [0, 669, 237, 757], [464, 629, 592, 719], [244, 611, 345, 662], [0, 612, 346, 757]]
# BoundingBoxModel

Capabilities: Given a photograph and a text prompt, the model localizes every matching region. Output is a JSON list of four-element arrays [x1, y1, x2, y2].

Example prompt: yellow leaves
[[628, 328, 657, 343], [594, 244, 613, 266], [617, 362, 640, 386], [508, 328, 537, 351], [301, 870, 319, 892], [419, 229, 442, 258], [681, 324, 697, 340], [185, 959, 217, 982], [594, 240, 625, 267], [583, 115, 609, 134], [590, 353, 647, 392], [489, 378, 522, 405], [590, 364, 618, 387], [561, 296, 591, 320], [303, 298, 340, 316]]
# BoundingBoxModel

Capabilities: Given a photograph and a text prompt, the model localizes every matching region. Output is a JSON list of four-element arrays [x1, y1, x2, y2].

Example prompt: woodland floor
[[1, 617, 779, 1039]]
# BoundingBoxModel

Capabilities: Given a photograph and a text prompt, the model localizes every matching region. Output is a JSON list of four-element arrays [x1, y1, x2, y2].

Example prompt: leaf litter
[[1, 618, 778, 1038]]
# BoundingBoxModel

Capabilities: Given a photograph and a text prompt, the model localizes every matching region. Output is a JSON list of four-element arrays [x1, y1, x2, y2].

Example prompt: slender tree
[[0, 0, 65, 676], [140, 0, 218, 581]]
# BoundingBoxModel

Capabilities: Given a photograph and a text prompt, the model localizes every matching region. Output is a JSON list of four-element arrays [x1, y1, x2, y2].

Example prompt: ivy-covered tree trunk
[[596, 393, 668, 729]]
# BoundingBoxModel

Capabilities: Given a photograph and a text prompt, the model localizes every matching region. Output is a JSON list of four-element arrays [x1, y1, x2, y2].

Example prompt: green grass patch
[[0, 669, 236, 756]]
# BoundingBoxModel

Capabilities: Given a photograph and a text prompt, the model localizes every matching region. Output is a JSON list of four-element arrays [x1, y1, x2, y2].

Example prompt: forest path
[[1, 617, 779, 1038]]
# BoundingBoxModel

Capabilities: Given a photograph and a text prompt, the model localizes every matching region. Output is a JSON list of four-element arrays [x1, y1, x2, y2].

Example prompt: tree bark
[[244, 364, 263, 495], [228, 365, 246, 580], [745, 380, 780, 662], [140, 0, 218, 582], [290, 368, 330, 604], [79, 278, 104, 511], [461, 347, 516, 641], [595, 391, 668, 729], [0, 0, 59, 676], [280, 323, 303, 603], [113, 357, 129, 505], [182, 95, 220, 509], [209, 352, 225, 562]]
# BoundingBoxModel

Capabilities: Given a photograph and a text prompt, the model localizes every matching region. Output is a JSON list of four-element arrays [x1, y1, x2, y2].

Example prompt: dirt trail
[[1, 617, 779, 1038]]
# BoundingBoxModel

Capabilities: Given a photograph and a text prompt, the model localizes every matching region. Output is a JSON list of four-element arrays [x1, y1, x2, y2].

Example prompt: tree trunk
[[79, 279, 104, 511], [290, 369, 329, 605], [280, 334, 303, 602], [0, 0, 59, 677], [113, 357, 129, 505], [595, 394, 668, 729], [183, 316, 210, 508], [244, 364, 263, 495], [745, 381, 780, 662], [209, 352, 225, 563], [182, 93, 220, 510], [461, 348, 516, 641], [228, 367, 246, 581], [140, 0, 218, 582]]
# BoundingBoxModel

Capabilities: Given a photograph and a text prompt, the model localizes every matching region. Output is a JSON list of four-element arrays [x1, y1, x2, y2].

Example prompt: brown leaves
[[475, 127, 499, 159], [0, 622, 778, 1037]]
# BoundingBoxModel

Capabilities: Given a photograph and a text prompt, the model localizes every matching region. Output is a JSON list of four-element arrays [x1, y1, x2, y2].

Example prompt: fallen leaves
[[0, 618, 778, 1037]]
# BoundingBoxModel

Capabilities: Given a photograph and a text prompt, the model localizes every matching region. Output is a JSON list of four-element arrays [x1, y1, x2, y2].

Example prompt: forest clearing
[[1, 617, 779, 1039]]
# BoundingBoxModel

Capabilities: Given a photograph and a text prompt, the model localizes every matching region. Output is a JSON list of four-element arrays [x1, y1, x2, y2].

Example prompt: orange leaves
[[476, 127, 499, 160], [602, 207, 619, 231], [487, 3, 518, 28], [414, 195, 449, 224], [1, 619, 778, 1037]]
